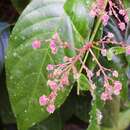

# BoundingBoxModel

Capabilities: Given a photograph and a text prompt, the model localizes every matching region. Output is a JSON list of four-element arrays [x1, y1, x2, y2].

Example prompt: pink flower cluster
[[50, 33, 59, 54], [38, 19, 127, 113], [39, 34, 94, 113], [90, 0, 129, 30], [39, 70, 69, 113], [32, 40, 41, 49], [101, 80, 122, 101]]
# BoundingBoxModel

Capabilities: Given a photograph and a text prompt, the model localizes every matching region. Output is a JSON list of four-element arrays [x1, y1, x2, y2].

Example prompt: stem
[[77, 0, 108, 94], [80, 0, 108, 73], [89, 49, 107, 77], [79, 51, 89, 73]]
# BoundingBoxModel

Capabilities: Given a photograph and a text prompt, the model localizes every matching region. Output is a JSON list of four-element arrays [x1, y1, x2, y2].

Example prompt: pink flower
[[101, 49, 107, 56], [101, 92, 111, 101], [47, 104, 55, 113], [50, 40, 57, 54], [118, 22, 125, 31], [97, 0, 104, 9], [108, 32, 114, 38], [101, 13, 109, 26], [90, 9, 97, 17], [63, 56, 69, 62], [61, 74, 69, 86], [49, 91, 57, 101], [119, 9, 126, 16], [53, 69, 62, 77], [126, 46, 130, 55], [39, 95, 48, 106], [96, 70, 100, 76], [106, 85, 113, 94], [47, 80, 58, 90], [112, 70, 118, 78], [32, 40, 41, 49], [87, 70, 93, 80], [125, 15, 129, 23], [46, 64, 54, 71], [113, 81, 122, 95], [53, 32, 59, 40]]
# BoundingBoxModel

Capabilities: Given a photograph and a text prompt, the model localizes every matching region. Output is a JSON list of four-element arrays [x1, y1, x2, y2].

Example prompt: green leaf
[[79, 73, 90, 91], [107, 47, 125, 61], [64, 0, 95, 39], [101, 96, 120, 128], [109, 47, 125, 55], [87, 99, 101, 130], [87, 76, 105, 130], [11, 0, 31, 13], [5, 0, 79, 129], [123, 0, 130, 9]]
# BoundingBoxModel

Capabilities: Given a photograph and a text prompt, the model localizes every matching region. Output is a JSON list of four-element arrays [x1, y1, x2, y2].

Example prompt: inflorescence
[[31, 0, 130, 114]]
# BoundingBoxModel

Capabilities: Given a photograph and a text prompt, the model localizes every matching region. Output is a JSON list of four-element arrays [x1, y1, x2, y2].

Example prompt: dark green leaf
[[74, 92, 91, 123], [11, 0, 31, 13], [30, 110, 63, 130], [0, 70, 15, 124]]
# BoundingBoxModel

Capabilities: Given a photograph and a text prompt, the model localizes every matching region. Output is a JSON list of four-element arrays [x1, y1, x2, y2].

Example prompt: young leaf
[[107, 47, 125, 61]]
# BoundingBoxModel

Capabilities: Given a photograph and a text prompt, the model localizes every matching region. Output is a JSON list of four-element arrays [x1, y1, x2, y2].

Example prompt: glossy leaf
[[64, 0, 95, 39], [5, 0, 80, 129]]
